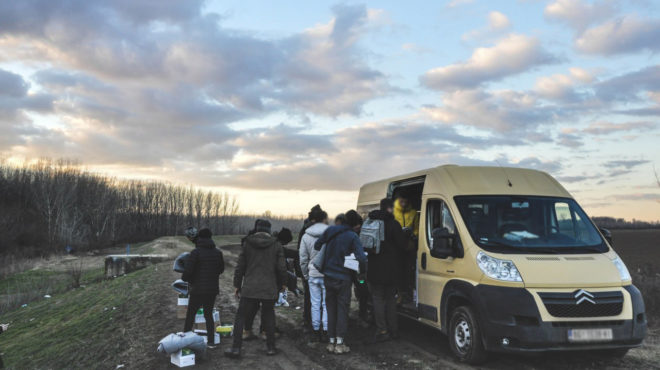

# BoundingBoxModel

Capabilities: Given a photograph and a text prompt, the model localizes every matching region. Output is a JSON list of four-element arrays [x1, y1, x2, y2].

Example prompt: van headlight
[[476, 251, 523, 282], [613, 256, 631, 281]]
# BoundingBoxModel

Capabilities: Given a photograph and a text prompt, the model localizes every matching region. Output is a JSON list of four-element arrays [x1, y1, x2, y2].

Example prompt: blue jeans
[[308, 276, 328, 331]]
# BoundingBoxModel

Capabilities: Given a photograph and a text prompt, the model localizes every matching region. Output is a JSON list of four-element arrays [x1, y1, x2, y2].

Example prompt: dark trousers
[[352, 275, 370, 320], [369, 282, 398, 335], [302, 279, 312, 326], [184, 294, 217, 344], [324, 277, 352, 340], [398, 250, 416, 294], [232, 298, 276, 350]]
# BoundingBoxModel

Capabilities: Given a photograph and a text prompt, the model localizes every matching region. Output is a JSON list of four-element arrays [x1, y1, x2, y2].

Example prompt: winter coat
[[182, 237, 225, 296], [234, 232, 287, 300], [394, 198, 419, 237], [314, 225, 367, 281], [299, 222, 329, 280], [366, 209, 406, 285], [293, 218, 314, 278]]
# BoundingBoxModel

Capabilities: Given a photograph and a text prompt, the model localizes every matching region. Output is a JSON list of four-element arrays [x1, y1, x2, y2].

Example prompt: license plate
[[568, 328, 613, 342]]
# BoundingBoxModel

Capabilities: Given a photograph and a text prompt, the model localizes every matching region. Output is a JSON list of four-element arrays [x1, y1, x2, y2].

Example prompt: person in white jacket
[[299, 210, 329, 342]]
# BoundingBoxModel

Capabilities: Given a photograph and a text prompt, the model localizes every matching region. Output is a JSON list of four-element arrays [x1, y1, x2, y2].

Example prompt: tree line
[[592, 217, 660, 230], [0, 159, 246, 257]]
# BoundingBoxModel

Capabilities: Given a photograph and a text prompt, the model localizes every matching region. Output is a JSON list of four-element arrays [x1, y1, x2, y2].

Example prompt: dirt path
[[138, 242, 659, 370]]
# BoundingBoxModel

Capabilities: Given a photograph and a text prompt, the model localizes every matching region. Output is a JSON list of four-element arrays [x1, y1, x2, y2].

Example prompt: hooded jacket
[[182, 237, 225, 295], [314, 224, 367, 281], [299, 222, 329, 280], [234, 232, 287, 300], [394, 198, 419, 237], [366, 209, 406, 285]]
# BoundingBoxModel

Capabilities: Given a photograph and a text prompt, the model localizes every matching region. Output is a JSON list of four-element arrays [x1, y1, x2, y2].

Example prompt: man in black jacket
[[366, 198, 406, 342], [226, 219, 287, 358], [182, 228, 225, 347]]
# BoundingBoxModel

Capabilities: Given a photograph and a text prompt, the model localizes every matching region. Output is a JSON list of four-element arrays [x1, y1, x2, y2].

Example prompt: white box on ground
[[194, 329, 221, 344], [170, 349, 195, 367], [195, 309, 220, 324], [178, 297, 189, 306]]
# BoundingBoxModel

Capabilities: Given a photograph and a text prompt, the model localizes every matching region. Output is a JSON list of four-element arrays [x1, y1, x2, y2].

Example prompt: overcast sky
[[0, 0, 658, 220]]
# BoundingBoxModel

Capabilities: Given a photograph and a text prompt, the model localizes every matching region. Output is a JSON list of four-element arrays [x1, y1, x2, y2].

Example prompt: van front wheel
[[448, 306, 488, 364]]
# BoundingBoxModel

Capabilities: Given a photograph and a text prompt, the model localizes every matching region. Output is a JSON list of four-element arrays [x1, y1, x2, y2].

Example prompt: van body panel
[[493, 253, 624, 288]]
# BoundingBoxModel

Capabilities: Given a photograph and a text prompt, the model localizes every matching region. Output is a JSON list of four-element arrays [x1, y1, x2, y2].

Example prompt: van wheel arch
[[440, 280, 478, 333]]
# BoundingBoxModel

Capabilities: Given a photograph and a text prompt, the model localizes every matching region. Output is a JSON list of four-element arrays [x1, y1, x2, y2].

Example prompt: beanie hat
[[380, 198, 394, 211], [276, 227, 293, 245], [198, 228, 212, 238], [345, 210, 361, 227], [255, 219, 272, 233]]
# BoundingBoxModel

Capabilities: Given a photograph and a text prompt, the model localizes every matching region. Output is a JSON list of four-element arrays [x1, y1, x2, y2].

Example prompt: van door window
[[426, 199, 458, 248]]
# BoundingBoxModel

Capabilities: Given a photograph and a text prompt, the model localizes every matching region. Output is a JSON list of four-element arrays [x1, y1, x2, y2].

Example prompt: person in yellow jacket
[[393, 195, 419, 303]]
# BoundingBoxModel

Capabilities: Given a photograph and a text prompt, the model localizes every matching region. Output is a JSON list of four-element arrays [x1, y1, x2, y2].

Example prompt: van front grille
[[538, 291, 624, 318]]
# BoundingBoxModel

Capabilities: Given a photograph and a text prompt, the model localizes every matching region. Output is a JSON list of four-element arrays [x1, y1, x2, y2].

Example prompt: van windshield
[[454, 195, 608, 254]]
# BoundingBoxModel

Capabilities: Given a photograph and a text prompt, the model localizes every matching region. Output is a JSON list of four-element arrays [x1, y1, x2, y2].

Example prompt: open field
[[0, 230, 658, 369]]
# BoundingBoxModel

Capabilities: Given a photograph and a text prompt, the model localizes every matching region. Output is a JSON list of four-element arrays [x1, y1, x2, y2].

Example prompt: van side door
[[417, 197, 462, 327]]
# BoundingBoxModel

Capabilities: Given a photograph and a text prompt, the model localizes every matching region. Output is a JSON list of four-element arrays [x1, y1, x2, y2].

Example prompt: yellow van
[[357, 165, 647, 364]]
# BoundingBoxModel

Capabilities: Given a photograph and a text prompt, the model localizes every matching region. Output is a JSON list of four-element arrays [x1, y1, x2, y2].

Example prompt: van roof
[[357, 165, 571, 206]]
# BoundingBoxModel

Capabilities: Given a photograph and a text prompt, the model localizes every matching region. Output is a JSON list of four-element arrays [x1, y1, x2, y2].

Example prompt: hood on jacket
[[246, 232, 277, 249], [368, 209, 394, 221], [305, 222, 328, 238], [195, 237, 216, 249]]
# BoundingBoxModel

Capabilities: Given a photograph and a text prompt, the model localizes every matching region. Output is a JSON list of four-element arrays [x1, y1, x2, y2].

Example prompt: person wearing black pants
[[324, 277, 352, 348], [182, 228, 225, 347], [231, 298, 276, 350], [226, 219, 287, 358]]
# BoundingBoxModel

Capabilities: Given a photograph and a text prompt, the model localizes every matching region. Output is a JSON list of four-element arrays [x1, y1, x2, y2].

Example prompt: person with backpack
[[299, 209, 329, 342], [393, 194, 419, 303], [314, 210, 367, 354], [225, 219, 287, 358], [364, 198, 407, 343], [182, 228, 225, 348]]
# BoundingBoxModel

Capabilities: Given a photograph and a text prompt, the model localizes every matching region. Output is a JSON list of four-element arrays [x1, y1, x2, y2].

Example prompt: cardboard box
[[170, 348, 195, 368], [194, 329, 221, 345], [195, 309, 220, 324]]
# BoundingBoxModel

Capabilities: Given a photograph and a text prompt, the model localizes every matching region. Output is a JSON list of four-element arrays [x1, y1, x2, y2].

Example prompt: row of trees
[[0, 159, 244, 256], [592, 217, 660, 230]]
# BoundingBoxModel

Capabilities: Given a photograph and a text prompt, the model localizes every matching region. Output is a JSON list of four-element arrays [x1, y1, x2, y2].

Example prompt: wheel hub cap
[[454, 319, 471, 352]]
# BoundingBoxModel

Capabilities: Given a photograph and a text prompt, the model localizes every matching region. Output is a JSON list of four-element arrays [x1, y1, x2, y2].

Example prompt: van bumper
[[473, 285, 647, 353]]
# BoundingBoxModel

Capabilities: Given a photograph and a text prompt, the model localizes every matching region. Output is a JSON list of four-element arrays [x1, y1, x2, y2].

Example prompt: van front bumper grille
[[538, 291, 624, 318]]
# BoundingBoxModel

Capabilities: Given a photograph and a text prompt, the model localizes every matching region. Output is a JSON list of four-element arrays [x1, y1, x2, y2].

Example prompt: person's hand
[[1, 324, 8, 332], [234, 288, 240, 299]]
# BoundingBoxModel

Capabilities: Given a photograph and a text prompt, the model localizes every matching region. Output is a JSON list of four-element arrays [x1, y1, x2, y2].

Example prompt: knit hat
[[345, 210, 362, 227], [380, 198, 394, 211], [198, 228, 213, 238], [255, 219, 272, 233], [275, 227, 293, 245]]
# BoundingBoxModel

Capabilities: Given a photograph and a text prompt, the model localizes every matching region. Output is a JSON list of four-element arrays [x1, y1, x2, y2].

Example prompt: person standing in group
[[182, 228, 225, 348], [299, 209, 329, 342], [314, 210, 367, 354], [296, 204, 324, 332], [226, 219, 287, 358], [393, 194, 419, 303], [366, 198, 406, 343]]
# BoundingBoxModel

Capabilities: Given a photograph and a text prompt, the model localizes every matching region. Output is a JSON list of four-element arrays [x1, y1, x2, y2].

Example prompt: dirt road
[[140, 241, 659, 370]]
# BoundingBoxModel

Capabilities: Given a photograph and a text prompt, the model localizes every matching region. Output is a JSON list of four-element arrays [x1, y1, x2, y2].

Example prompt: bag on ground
[[173, 252, 190, 273], [172, 279, 189, 295], [157, 332, 206, 355], [359, 218, 385, 254]]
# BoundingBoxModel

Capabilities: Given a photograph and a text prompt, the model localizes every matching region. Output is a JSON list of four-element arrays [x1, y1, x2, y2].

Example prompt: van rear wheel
[[448, 305, 488, 364]]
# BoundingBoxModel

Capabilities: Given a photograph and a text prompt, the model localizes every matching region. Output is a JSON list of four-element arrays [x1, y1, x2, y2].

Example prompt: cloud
[[421, 34, 557, 91], [582, 121, 657, 135], [534, 67, 594, 101], [576, 16, 660, 55], [604, 159, 650, 169], [544, 0, 617, 31], [446, 0, 474, 8], [422, 89, 560, 133], [489, 11, 511, 31]]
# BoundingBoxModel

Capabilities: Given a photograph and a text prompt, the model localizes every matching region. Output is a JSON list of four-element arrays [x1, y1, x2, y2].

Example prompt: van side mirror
[[430, 227, 454, 259], [599, 228, 613, 246]]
